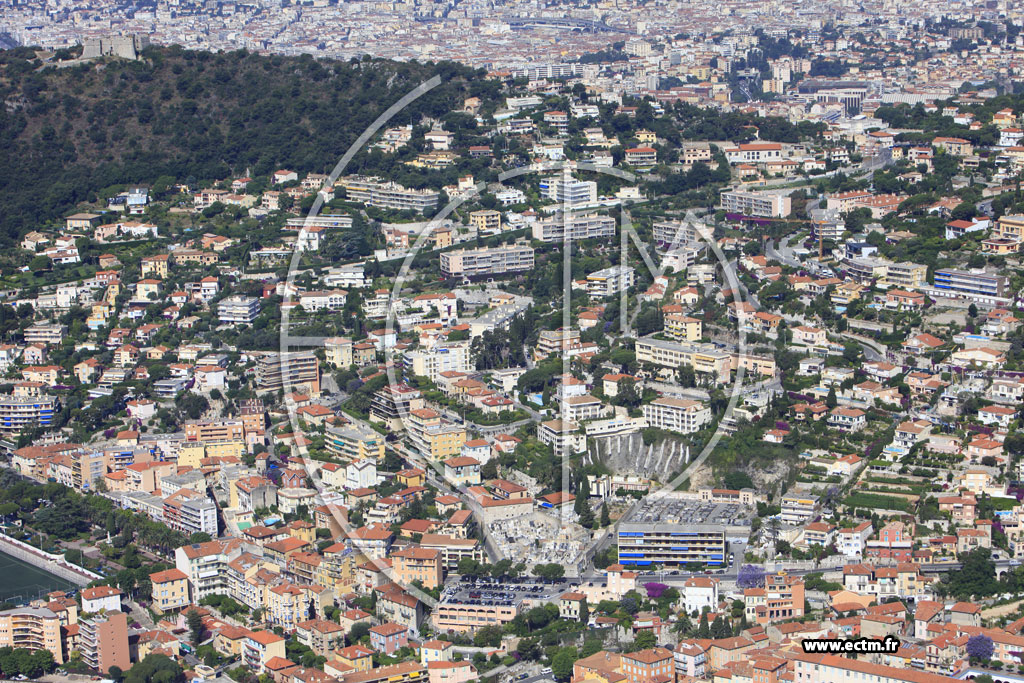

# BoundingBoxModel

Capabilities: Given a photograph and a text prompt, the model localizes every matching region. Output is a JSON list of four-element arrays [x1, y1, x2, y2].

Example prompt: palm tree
[[765, 516, 781, 546]]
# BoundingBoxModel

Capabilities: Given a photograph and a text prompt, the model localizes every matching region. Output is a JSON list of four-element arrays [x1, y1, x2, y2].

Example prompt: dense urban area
[[3, 4, 1024, 683]]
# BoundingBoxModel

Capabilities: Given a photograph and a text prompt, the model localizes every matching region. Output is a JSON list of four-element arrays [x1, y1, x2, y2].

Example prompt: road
[[763, 236, 889, 363], [435, 405, 532, 436], [842, 332, 885, 362], [765, 236, 802, 268], [608, 556, 1021, 588]]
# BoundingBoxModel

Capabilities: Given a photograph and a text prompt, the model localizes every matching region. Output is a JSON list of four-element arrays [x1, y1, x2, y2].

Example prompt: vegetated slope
[[0, 46, 483, 245]]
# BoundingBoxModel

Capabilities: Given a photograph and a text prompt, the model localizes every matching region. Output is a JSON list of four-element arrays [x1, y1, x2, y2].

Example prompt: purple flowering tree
[[644, 582, 668, 599], [966, 634, 994, 662], [737, 564, 766, 589]]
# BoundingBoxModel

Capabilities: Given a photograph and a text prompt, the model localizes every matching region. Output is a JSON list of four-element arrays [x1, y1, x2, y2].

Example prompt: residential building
[[993, 214, 1024, 244], [0, 394, 58, 436], [369, 384, 425, 431], [0, 606, 64, 663], [242, 631, 287, 674], [537, 419, 585, 457], [81, 585, 123, 613], [434, 599, 521, 632], [586, 266, 635, 298], [407, 409, 466, 461], [793, 653, 963, 683], [932, 269, 1008, 299], [392, 547, 443, 589], [369, 622, 409, 655], [743, 573, 805, 625], [539, 177, 597, 205], [683, 577, 720, 615], [149, 568, 190, 614], [295, 619, 345, 657], [442, 456, 481, 487], [340, 176, 440, 212], [218, 295, 260, 324], [720, 190, 791, 218], [325, 421, 385, 463], [829, 407, 867, 432], [620, 648, 674, 683], [406, 340, 472, 383], [255, 351, 320, 395], [724, 143, 783, 163], [781, 492, 819, 525], [469, 210, 502, 233], [440, 245, 535, 278], [79, 612, 130, 674], [642, 398, 711, 434], [174, 539, 244, 600], [531, 213, 615, 241]]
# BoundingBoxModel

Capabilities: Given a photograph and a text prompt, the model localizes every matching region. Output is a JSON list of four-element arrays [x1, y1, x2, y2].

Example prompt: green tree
[[576, 476, 595, 527], [711, 615, 732, 639], [722, 471, 753, 490], [348, 622, 370, 645], [697, 612, 710, 637], [534, 563, 565, 580], [580, 638, 603, 657], [944, 547, 999, 599], [677, 364, 696, 388], [633, 630, 657, 650], [124, 654, 185, 683], [186, 608, 204, 645], [474, 625, 503, 648], [600, 502, 611, 527], [825, 385, 837, 409], [551, 646, 578, 681], [616, 379, 641, 408]]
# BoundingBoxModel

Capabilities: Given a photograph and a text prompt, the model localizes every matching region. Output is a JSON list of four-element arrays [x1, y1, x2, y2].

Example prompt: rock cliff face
[[586, 430, 793, 497]]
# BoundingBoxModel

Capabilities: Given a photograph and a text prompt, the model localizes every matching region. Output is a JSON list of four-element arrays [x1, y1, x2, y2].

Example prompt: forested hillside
[[0, 46, 486, 245]]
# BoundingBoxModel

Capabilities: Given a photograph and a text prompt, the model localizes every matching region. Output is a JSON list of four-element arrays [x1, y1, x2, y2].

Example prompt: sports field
[[0, 550, 76, 604]]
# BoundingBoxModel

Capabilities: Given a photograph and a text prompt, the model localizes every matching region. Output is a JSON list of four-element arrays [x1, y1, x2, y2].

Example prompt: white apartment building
[[324, 263, 366, 289], [440, 245, 535, 278], [682, 577, 720, 615], [406, 340, 472, 382], [539, 177, 598, 206], [837, 522, 873, 558], [537, 419, 585, 456], [586, 266, 635, 298], [563, 394, 610, 422], [339, 176, 440, 212], [298, 290, 348, 312], [217, 295, 260, 324], [720, 190, 791, 218], [642, 397, 711, 434], [531, 213, 615, 242], [780, 492, 819, 525], [174, 540, 244, 600], [653, 220, 702, 250], [723, 143, 784, 163]]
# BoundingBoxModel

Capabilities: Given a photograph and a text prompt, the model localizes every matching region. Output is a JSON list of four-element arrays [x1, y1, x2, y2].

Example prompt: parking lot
[[441, 575, 571, 605]]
